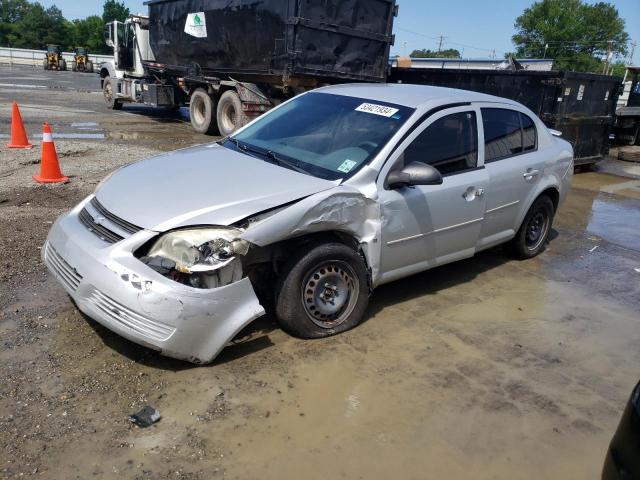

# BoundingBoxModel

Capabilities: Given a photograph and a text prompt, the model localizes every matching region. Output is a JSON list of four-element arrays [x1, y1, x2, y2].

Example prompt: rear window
[[482, 108, 537, 162]]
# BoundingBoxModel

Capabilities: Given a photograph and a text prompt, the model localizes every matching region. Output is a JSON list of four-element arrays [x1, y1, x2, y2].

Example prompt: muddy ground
[[1, 66, 640, 479]]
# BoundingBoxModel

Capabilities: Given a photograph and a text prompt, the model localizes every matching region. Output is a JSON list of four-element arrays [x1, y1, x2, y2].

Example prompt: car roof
[[315, 83, 521, 110]]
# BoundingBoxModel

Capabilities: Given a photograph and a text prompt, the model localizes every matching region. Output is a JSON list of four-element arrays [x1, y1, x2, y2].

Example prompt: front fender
[[241, 186, 383, 283]]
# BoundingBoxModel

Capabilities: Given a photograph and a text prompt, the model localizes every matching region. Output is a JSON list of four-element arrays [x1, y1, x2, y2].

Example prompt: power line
[[397, 27, 497, 54]]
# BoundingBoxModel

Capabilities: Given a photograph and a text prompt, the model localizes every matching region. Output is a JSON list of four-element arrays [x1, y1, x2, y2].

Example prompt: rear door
[[478, 106, 546, 248], [377, 106, 488, 282]]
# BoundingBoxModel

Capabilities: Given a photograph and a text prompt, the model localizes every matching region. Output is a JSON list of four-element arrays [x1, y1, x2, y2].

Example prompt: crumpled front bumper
[[42, 198, 265, 364]]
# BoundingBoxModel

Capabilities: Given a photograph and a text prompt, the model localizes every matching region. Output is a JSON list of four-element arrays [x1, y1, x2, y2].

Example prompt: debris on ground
[[128, 405, 161, 427]]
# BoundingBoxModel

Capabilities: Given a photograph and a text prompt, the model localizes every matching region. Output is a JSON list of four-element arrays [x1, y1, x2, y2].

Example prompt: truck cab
[[103, 15, 153, 78], [100, 15, 156, 110]]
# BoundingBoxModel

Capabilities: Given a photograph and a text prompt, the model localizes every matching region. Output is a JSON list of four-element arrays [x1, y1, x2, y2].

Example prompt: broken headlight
[[140, 228, 249, 289]]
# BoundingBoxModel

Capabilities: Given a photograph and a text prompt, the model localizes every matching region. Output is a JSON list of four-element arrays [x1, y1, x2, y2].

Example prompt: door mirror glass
[[387, 161, 443, 189]]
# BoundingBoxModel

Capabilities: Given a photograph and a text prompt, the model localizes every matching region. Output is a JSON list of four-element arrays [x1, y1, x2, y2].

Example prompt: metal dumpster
[[146, 0, 397, 84], [389, 67, 622, 165]]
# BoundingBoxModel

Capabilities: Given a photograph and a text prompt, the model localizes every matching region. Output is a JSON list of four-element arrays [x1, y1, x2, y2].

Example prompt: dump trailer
[[614, 66, 640, 145], [389, 67, 622, 166], [100, 0, 398, 136]]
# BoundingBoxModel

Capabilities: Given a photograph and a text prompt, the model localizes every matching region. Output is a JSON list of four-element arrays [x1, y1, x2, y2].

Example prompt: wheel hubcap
[[302, 261, 358, 328], [525, 211, 548, 250]]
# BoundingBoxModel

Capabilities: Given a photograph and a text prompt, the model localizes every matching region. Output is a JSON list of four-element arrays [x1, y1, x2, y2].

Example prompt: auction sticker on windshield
[[355, 103, 399, 117], [337, 159, 358, 173]]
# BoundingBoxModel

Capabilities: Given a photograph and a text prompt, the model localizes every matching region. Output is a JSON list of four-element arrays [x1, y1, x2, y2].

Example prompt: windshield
[[226, 92, 414, 180]]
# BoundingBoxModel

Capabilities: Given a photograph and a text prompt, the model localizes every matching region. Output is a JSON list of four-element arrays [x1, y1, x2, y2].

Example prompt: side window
[[403, 111, 478, 175], [521, 113, 537, 152], [482, 108, 522, 162]]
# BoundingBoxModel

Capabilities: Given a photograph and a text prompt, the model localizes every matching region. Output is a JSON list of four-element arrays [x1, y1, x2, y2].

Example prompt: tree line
[[407, 0, 630, 74], [0, 0, 129, 54]]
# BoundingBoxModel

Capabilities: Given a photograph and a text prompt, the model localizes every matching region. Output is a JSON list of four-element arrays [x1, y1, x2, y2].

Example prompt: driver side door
[[377, 106, 489, 284]]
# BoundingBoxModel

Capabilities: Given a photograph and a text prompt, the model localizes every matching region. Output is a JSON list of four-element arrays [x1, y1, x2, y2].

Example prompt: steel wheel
[[301, 260, 359, 329], [104, 82, 113, 103], [525, 210, 550, 251]]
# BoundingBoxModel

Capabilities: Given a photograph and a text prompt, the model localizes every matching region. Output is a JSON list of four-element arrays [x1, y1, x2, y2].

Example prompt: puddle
[[0, 82, 49, 89], [0, 133, 105, 140], [587, 195, 640, 251], [70, 122, 100, 131]]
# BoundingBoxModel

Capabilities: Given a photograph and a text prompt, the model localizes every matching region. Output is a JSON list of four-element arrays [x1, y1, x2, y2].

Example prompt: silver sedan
[[43, 84, 573, 363]]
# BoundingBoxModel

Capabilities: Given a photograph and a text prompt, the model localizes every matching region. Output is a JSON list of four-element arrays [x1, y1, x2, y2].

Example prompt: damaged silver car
[[43, 84, 573, 363]]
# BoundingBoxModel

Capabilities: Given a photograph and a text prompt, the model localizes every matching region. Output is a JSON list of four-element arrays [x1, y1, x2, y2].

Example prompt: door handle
[[523, 169, 540, 179], [463, 186, 484, 201]]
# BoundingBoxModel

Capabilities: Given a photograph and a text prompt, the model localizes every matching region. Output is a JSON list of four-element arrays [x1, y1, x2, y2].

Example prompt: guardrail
[[0, 46, 111, 68]]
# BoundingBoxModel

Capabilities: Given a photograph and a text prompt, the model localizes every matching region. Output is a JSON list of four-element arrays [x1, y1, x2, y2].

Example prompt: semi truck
[[99, 0, 398, 136], [100, 0, 624, 166]]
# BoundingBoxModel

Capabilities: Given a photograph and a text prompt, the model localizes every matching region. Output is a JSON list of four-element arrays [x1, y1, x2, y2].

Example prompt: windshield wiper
[[226, 138, 309, 175], [265, 150, 309, 175]]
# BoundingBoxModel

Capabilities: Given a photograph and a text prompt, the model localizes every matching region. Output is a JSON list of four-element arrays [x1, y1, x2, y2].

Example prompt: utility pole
[[437, 35, 446, 53], [628, 40, 637, 65], [603, 40, 613, 74]]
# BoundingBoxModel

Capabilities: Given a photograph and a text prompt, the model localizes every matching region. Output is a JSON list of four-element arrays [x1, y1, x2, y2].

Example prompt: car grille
[[79, 197, 142, 244], [44, 242, 83, 291], [88, 289, 176, 342], [90, 197, 141, 235]]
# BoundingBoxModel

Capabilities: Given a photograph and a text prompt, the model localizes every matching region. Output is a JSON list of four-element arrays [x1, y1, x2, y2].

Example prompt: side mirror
[[386, 161, 443, 189]]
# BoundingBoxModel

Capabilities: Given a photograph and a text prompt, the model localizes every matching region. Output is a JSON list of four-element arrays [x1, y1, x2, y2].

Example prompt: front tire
[[275, 243, 370, 339], [509, 195, 555, 259], [189, 88, 217, 134], [103, 76, 122, 110]]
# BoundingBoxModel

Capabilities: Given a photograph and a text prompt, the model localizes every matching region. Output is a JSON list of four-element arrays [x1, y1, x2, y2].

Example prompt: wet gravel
[[1, 71, 640, 479]]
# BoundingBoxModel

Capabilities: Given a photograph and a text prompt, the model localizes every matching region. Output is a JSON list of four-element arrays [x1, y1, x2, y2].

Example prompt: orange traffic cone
[[7, 101, 33, 149], [33, 123, 68, 184]]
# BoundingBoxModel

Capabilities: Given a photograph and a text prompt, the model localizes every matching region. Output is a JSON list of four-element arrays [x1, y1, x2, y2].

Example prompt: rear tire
[[275, 243, 370, 339], [189, 88, 217, 135], [509, 195, 555, 259], [103, 76, 122, 110], [216, 90, 248, 137], [87, 61, 94, 74]]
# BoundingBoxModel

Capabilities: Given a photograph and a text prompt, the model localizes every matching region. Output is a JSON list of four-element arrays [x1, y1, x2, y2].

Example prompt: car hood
[[95, 143, 336, 231]]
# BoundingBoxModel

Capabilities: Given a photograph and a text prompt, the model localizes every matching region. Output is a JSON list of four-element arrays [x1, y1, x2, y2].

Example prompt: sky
[[39, 0, 639, 64]]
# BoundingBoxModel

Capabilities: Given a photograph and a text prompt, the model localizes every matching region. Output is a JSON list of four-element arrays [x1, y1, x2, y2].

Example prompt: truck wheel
[[87, 61, 94, 74], [216, 90, 248, 137], [189, 88, 217, 135], [103, 76, 122, 110], [72, 62, 77, 72], [275, 243, 370, 339], [509, 195, 555, 259], [43, 59, 48, 70]]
